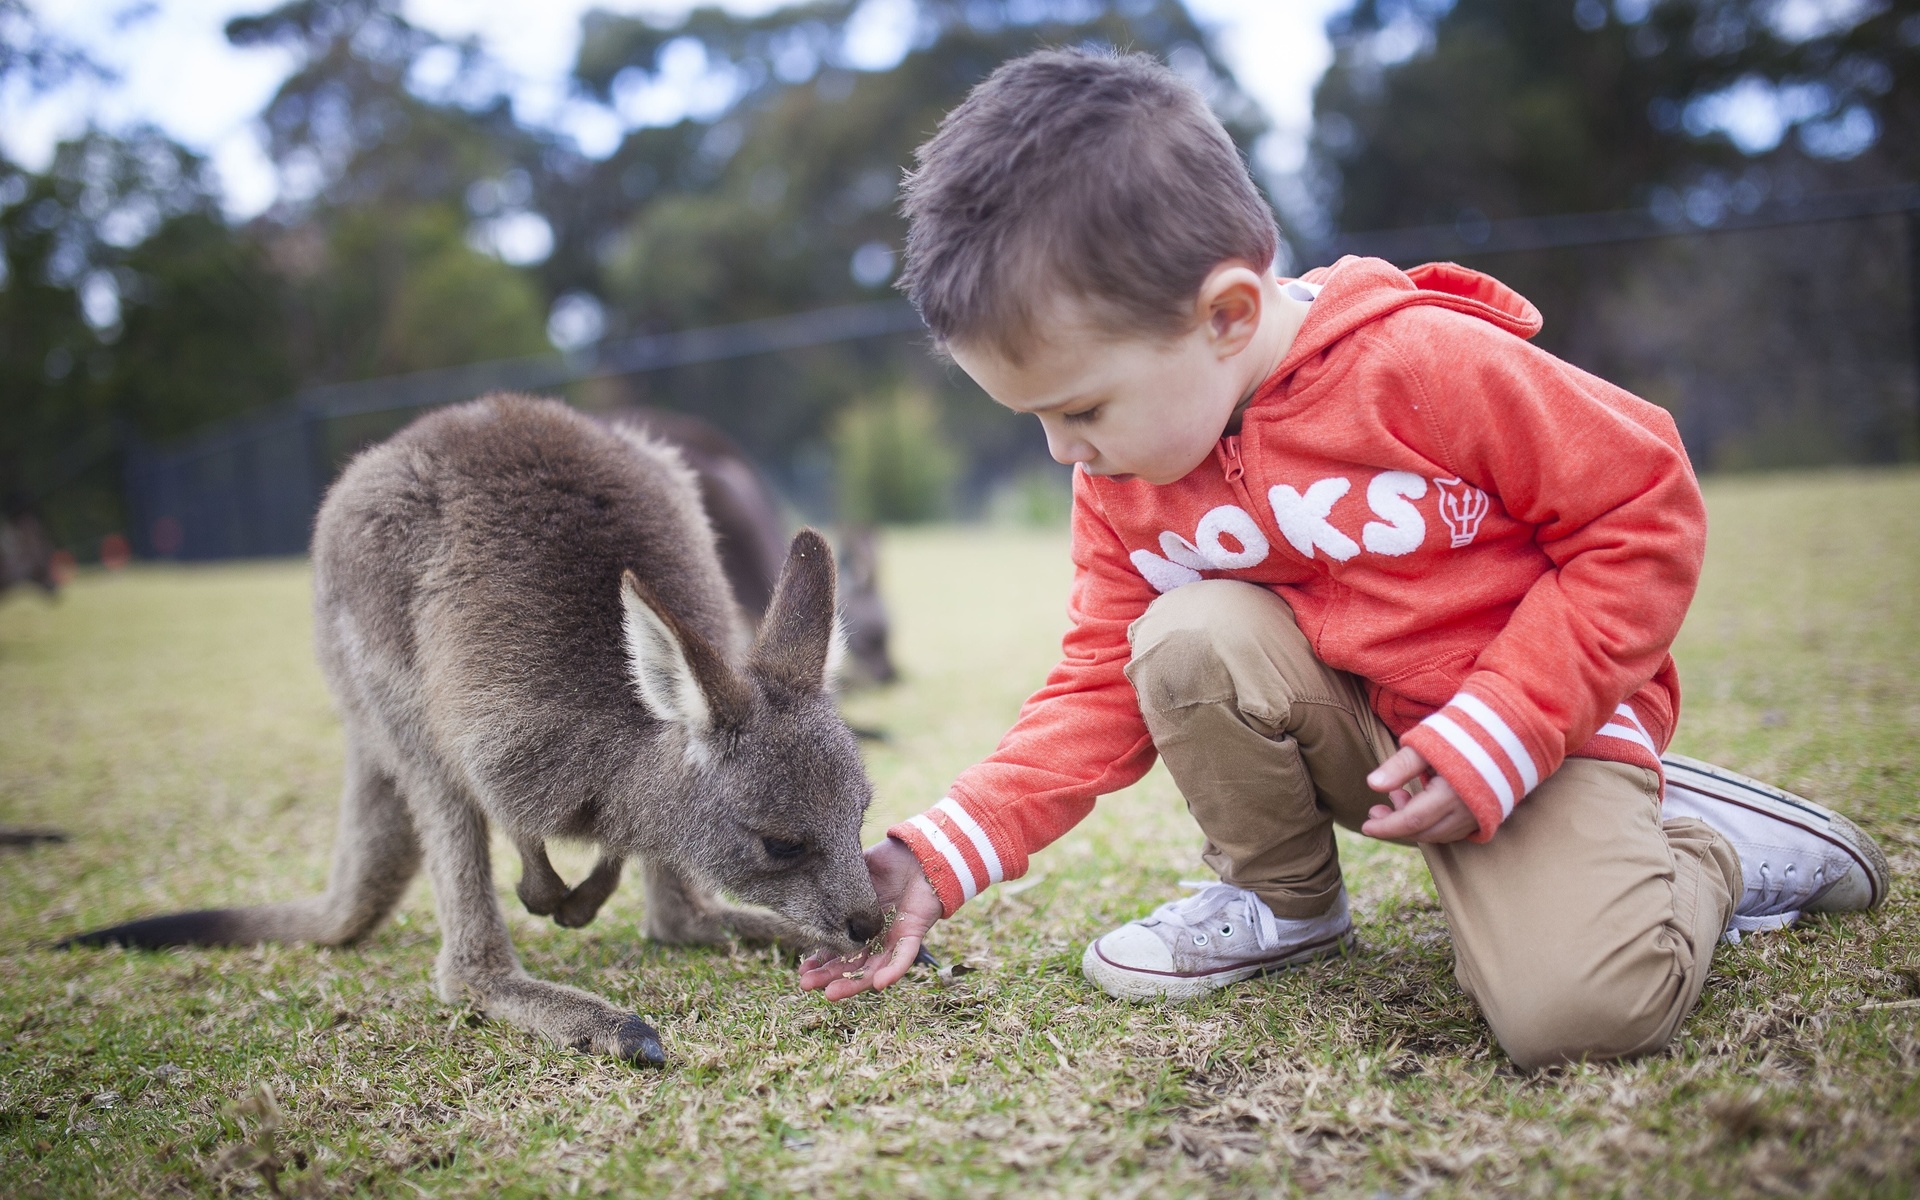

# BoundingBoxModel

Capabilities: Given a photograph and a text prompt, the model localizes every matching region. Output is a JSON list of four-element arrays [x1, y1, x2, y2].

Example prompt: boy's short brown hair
[[897, 48, 1277, 360]]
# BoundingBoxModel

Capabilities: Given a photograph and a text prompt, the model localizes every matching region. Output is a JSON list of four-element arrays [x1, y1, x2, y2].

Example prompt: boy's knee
[[1129, 580, 1298, 658], [1126, 581, 1297, 711], [1477, 972, 1682, 1070]]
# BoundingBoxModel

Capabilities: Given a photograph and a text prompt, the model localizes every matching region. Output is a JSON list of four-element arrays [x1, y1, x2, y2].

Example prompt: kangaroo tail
[[60, 749, 424, 953], [58, 908, 262, 949], [55, 898, 344, 950]]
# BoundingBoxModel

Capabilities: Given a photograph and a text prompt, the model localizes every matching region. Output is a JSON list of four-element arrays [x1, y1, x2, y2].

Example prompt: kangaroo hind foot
[[429, 805, 663, 1065]]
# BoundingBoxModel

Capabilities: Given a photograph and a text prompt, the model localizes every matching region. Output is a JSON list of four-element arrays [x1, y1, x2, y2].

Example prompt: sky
[[1, 0, 1354, 220]]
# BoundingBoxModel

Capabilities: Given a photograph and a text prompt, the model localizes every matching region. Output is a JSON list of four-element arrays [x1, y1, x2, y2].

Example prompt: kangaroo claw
[[614, 1015, 667, 1065]]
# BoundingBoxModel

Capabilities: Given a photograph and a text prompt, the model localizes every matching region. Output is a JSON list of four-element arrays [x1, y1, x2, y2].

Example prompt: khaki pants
[[1124, 580, 1741, 1069]]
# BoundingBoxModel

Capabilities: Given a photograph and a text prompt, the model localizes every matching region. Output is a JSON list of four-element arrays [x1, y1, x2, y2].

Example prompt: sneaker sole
[[1662, 753, 1890, 912], [1080, 928, 1353, 1003]]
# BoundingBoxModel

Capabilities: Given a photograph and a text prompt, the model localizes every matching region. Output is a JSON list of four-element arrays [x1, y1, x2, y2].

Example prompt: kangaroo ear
[[752, 529, 839, 691], [620, 570, 745, 733]]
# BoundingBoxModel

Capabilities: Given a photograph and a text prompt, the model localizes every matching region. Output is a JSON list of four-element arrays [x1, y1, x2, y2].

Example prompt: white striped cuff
[[1450, 692, 1540, 793], [1595, 703, 1658, 756], [934, 797, 1005, 886], [905, 813, 979, 903], [1422, 712, 1518, 818]]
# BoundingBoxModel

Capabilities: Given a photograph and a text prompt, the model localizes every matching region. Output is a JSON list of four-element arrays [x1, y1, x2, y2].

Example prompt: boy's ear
[[1198, 263, 1265, 356]]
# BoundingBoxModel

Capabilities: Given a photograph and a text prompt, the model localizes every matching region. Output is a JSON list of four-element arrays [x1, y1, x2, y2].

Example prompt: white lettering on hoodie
[[1361, 471, 1429, 556], [1268, 478, 1360, 562]]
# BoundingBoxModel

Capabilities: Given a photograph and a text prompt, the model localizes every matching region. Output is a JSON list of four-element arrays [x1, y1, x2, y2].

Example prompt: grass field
[[3, 468, 1918, 1198]]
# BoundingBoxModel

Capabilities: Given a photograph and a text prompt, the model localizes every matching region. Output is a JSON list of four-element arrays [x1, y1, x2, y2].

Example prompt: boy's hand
[[1362, 747, 1482, 844], [798, 836, 942, 1001]]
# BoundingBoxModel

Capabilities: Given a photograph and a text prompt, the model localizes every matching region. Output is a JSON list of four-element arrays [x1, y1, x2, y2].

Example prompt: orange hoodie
[[890, 257, 1708, 917]]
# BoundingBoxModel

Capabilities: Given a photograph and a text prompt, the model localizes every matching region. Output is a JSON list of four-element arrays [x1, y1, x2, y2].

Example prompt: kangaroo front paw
[[553, 892, 602, 928], [517, 879, 563, 917], [552, 856, 623, 928]]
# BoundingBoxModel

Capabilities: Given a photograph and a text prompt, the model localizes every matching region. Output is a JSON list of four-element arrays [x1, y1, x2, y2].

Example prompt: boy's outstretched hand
[[1362, 747, 1482, 844], [798, 836, 942, 1001]]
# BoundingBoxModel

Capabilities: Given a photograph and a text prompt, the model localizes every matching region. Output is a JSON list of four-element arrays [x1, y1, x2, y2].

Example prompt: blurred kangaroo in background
[[0, 506, 58, 597], [61, 395, 884, 1064], [612, 407, 897, 686]]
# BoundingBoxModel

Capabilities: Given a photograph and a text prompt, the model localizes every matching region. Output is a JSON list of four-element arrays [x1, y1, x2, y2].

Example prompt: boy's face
[[947, 268, 1295, 486]]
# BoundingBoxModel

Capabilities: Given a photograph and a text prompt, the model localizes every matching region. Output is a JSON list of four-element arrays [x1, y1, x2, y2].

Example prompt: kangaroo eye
[[762, 837, 806, 860]]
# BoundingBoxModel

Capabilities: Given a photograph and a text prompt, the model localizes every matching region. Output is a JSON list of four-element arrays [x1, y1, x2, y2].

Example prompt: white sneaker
[[1081, 881, 1353, 1002], [1660, 753, 1889, 942]]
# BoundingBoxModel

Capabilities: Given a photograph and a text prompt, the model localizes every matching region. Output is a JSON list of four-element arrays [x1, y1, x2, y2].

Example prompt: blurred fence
[[120, 184, 1920, 560], [120, 301, 931, 560]]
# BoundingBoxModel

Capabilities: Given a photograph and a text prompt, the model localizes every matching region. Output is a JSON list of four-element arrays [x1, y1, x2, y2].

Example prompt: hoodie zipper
[[1213, 435, 1290, 572], [1219, 435, 1244, 482], [1217, 435, 1264, 530]]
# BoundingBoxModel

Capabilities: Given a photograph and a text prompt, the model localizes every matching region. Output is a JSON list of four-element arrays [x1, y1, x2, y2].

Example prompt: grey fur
[[833, 526, 896, 687], [61, 395, 883, 1064]]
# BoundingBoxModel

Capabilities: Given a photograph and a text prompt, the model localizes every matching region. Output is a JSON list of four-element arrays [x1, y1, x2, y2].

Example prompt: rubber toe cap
[[1804, 814, 1891, 912], [1090, 924, 1174, 974]]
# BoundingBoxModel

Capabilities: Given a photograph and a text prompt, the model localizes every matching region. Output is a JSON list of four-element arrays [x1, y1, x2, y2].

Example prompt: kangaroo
[[502, 408, 901, 933], [831, 525, 896, 688], [59, 395, 884, 1065]]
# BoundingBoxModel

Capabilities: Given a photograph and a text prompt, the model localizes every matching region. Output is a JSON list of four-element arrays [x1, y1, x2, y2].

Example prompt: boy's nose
[[1043, 429, 1093, 467]]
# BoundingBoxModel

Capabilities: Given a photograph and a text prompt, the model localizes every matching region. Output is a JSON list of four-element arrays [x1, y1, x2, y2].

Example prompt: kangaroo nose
[[847, 914, 882, 945]]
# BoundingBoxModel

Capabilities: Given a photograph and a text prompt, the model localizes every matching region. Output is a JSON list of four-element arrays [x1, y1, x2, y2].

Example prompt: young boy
[[799, 49, 1889, 1067]]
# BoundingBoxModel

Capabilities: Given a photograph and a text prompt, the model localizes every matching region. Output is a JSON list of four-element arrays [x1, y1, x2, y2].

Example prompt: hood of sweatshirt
[[1273, 257, 1544, 385]]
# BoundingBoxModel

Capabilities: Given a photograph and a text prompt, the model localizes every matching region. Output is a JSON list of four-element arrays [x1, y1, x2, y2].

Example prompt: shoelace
[[1722, 859, 1826, 943], [1155, 881, 1282, 948]]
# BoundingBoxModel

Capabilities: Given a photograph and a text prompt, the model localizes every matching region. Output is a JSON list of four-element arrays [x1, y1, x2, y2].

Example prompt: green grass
[[3, 468, 1918, 1198]]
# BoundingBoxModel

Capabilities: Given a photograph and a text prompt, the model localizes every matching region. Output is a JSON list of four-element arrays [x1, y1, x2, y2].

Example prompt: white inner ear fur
[[823, 612, 849, 688], [621, 580, 711, 739]]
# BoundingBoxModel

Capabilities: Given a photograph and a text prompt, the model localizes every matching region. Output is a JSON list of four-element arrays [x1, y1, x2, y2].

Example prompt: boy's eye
[[1063, 405, 1101, 425]]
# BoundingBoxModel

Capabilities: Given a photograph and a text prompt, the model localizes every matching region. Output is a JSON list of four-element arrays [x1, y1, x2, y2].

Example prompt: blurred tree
[[541, 0, 1263, 506], [833, 384, 958, 523], [0, 129, 296, 548], [1309, 0, 1916, 233], [227, 0, 534, 213], [0, 0, 107, 94], [550, 1, 1264, 331], [225, 0, 553, 380], [264, 204, 550, 380], [12, 1, 1287, 546], [1304, 0, 1919, 470]]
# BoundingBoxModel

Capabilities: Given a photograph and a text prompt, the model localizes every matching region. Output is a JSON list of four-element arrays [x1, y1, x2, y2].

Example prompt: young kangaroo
[[510, 408, 902, 932], [60, 395, 884, 1065]]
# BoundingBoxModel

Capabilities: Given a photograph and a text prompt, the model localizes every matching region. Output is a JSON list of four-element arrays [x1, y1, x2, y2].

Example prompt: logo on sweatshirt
[[1433, 477, 1491, 548], [1128, 470, 1437, 592], [1128, 504, 1272, 592]]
